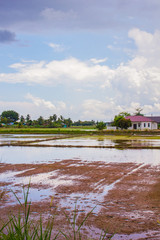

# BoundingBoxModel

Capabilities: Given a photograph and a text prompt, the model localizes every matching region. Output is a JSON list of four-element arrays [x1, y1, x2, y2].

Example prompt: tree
[[113, 115, 124, 127], [26, 114, 31, 122], [26, 114, 32, 126], [52, 114, 57, 122], [1, 110, 19, 122], [64, 118, 72, 127], [96, 121, 106, 130], [37, 116, 44, 125], [113, 113, 131, 129], [135, 108, 143, 116], [20, 115, 25, 124], [119, 112, 130, 117], [117, 118, 132, 129]]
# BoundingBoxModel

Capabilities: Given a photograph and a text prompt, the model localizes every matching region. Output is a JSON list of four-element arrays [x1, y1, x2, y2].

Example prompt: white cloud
[[57, 101, 66, 110], [81, 99, 122, 120], [26, 93, 56, 110], [1, 28, 160, 119], [90, 58, 107, 64], [0, 95, 68, 119], [0, 58, 112, 87], [48, 43, 65, 52]]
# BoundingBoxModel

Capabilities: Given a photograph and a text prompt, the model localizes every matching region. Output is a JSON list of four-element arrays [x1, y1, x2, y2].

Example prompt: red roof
[[125, 115, 154, 122]]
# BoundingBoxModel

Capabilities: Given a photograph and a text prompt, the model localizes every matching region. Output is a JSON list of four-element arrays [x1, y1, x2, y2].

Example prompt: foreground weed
[[0, 185, 114, 239], [60, 203, 113, 240], [0, 184, 59, 240]]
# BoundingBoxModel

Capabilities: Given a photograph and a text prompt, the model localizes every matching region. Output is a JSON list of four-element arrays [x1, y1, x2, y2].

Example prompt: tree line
[[0, 108, 144, 130], [0, 110, 96, 128]]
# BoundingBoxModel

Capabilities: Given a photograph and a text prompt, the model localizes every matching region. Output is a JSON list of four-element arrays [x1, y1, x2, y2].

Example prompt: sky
[[0, 0, 160, 121]]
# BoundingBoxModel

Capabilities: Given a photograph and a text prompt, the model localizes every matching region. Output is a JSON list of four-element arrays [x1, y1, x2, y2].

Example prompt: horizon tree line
[[0, 110, 96, 128]]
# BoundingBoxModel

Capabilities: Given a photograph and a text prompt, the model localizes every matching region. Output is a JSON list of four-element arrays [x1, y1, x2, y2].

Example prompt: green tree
[[117, 118, 132, 129], [114, 114, 131, 129], [26, 114, 32, 126], [37, 116, 44, 126], [135, 108, 143, 116], [119, 112, 130, 117], [96, 121, 106, 130], [20, 115, 25, 124], [26, 114, 31, 122], [1, 110, 19, 122], [0, 117, 8, 124], [52, 114, 57, 122], [113, 115, 124, 127], [64, 118, 72, 127]]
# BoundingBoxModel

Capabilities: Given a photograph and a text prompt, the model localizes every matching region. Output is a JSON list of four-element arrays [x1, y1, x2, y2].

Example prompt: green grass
[[0, 127, 160, 136], [0, 185, 114, 240], [0, 127, 96, 135]]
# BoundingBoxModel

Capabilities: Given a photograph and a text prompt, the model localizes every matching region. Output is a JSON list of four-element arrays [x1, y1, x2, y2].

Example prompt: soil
[[0, 160, 160, 239]]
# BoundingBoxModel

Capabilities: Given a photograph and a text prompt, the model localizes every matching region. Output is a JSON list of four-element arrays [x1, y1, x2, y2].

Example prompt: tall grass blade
[[77, 206, 96, 233]]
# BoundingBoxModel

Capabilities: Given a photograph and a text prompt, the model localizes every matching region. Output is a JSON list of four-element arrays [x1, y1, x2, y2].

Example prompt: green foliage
[[117, 118, 132, 129], [0, 185, 59, 240], [20, 115, 25, 124], [37, 116, 44, 125], [114, 114, 131, 129], [73, 120, 95, 127], [96, 121, 106, 130], [134, 108, 143, 116], [1, 110, 19, 122], [0, 185, 114, 240], [61, 203, 111, 240], [118, 112, 130, 117]]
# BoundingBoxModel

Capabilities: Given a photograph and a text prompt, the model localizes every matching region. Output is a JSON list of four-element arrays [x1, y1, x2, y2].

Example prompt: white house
[[125, 116, 158, 130]]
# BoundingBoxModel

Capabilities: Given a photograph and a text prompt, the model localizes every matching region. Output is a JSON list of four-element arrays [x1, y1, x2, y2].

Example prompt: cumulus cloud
[[26, 93, 56, 110], [0, 30, 17, 43], [0, 58, 112, 86], [24, 94, 67, 117], [1, 28, 160, 119]]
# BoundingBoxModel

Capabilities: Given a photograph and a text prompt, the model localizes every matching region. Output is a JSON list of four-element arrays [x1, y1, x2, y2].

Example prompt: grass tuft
[[0, 185, 114, 239]]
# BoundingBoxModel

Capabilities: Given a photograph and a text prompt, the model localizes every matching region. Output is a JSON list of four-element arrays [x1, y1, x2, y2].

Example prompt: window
[[148, 123, 150, 127], [144, 123, 146, 127], [138, 123, 141, 127]]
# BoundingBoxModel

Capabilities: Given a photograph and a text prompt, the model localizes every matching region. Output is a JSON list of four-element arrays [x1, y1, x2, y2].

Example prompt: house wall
[[128, 122, 158, 130]]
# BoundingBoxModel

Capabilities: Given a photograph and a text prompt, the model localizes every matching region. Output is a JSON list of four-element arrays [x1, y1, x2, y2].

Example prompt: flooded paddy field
[[0, 134, 160, 239]]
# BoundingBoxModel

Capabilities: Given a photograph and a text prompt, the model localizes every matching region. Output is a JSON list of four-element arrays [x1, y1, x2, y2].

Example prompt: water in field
[[0, 145, 160, 166], [0, 134, 63, 144], [1, 134, 160, 239]]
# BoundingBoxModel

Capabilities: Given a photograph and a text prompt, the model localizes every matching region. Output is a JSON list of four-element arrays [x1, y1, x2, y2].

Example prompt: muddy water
[[1, 134, 160, 239]]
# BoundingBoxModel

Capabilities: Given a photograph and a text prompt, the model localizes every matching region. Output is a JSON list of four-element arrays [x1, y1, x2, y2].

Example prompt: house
[[146, 116, 160, 124], [125, 115, 158, 130]]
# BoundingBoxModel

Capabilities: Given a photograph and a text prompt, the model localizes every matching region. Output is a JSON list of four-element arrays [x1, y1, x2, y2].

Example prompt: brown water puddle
[[0, 160, 160, 239]]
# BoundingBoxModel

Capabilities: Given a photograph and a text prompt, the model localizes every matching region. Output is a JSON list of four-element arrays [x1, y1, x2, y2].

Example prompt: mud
[[0, 160, 160, 239]]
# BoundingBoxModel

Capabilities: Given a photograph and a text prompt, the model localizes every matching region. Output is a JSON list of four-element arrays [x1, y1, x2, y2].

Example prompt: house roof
[[125, 115, 154, 122], [146, 116, 160, 123]]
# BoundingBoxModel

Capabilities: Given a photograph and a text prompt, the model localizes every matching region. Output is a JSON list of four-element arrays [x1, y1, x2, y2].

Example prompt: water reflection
[[0, 146, 160, 165], [0, 134, 63, 144]]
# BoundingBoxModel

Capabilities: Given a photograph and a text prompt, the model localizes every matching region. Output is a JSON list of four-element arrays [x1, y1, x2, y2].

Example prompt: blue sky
[[0, 0, 160, 121]]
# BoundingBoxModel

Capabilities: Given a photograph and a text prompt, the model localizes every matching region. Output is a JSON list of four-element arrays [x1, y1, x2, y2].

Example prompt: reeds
[[0, 185, 113, 239]]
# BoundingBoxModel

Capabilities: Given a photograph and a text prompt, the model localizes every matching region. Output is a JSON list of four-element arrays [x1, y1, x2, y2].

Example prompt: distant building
[[146, 116, 160, 124], [125, 115, 158, 130]]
